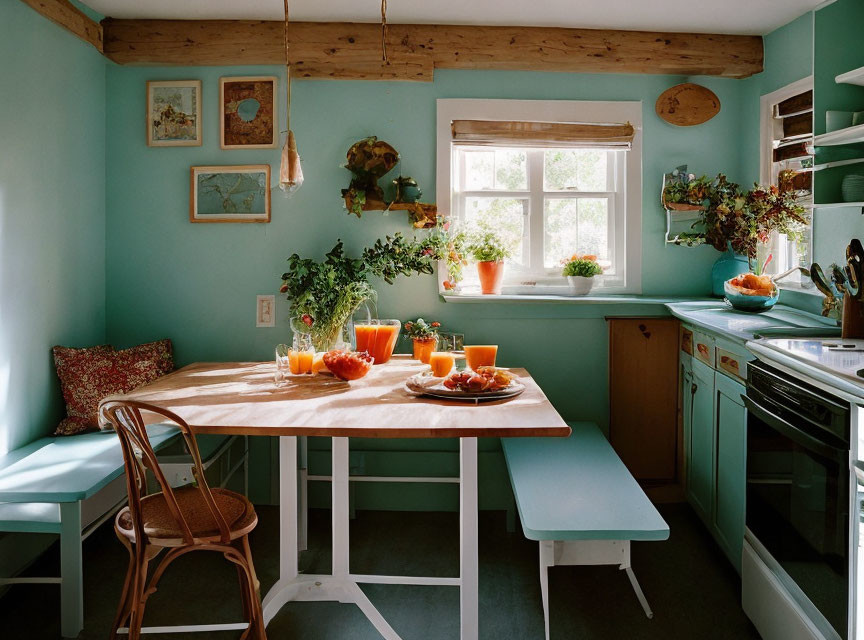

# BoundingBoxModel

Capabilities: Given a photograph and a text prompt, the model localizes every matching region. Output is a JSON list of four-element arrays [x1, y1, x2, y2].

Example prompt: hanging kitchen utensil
[[655, 83, 721, 127], [841, 239, 864, 338], [278, 0, 303, 197]]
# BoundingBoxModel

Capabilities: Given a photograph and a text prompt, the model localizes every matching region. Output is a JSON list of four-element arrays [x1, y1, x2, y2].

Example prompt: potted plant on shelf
[[279, 234, 434, 352], [561, 255, 603, 295], [403, 318, 442, 363], [467, 231, 512, 295]]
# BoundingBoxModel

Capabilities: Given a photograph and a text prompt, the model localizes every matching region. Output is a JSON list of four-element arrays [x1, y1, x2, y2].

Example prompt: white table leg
[[299, 435, 308, 552], [262, 436, 299, 624], [460, 437, 479, 640], [539, 540, 554, 640], [332, 437, 350, 577]]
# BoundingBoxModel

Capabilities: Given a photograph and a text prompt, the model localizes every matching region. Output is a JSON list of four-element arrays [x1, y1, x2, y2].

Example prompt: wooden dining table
[[117, 355, 570, 640]]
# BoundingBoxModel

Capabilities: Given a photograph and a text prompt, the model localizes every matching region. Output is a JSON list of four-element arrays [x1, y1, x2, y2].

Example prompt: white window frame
[[759, 76, 816, 292], [436, 99, 643, 296]]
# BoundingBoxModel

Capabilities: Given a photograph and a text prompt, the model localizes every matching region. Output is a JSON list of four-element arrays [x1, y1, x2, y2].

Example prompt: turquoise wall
[[104, 65, 748, 506], [0, 0, 106, 454]]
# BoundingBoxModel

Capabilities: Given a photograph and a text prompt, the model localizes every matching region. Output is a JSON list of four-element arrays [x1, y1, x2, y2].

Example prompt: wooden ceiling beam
[[102, 19, 763, 80], [20, 0, 103, 52]]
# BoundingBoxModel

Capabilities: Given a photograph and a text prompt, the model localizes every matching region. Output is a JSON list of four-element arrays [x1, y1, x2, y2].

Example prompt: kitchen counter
[[666, 301, 839, 343]]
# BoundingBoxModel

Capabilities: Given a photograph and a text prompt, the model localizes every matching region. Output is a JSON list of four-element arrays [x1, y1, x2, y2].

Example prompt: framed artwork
[[146, 80, 202, 147], [190, 165, 271, 223], [220, 76, 278, 149]]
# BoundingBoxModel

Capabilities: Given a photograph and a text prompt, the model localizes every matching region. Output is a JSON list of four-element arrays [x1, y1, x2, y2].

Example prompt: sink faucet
[[772, 266, 814, 287]]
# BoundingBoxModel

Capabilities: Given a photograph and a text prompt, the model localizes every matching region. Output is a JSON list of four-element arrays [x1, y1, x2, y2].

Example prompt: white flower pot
[[566, 276, 595, 296]]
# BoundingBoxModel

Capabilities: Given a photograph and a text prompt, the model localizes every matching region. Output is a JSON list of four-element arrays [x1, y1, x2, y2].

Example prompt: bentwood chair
[[99, 400, 265, 640]]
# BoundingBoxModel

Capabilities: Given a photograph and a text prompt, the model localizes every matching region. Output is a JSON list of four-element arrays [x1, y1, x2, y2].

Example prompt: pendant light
[[278, 0, 303, 197]]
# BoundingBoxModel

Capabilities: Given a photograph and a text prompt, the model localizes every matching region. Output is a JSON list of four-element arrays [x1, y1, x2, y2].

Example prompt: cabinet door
[[609, 318, 680, 481], [713, 372, 747, 571], [688, 358, 715, 522]]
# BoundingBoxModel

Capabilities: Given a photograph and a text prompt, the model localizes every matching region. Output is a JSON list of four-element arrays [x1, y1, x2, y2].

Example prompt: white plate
[[405, 373, 525, 401]]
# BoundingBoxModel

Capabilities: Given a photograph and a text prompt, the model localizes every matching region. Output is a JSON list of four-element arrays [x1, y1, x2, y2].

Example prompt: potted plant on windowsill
[[562, 255, 603, 296], [467, 232, 512, 295], [403, 318, 441, 363]]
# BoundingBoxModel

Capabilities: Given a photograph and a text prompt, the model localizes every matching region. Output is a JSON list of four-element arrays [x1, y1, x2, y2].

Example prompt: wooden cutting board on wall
[[655, 83, 721, 126], [608, 318, 680, 483]]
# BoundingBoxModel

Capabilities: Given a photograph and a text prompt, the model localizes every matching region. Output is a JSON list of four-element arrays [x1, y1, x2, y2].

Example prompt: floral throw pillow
[[53, 339, 174, 436]]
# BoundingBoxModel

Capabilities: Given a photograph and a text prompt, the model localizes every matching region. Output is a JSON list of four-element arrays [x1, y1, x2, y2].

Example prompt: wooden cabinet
[[713, 373, 747, 570], [609, 318, 680, 482], [688, 358, 716, 522]]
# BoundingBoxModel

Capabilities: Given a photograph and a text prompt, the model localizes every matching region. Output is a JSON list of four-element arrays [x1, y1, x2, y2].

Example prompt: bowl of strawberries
[[322, 350, 374, 381]]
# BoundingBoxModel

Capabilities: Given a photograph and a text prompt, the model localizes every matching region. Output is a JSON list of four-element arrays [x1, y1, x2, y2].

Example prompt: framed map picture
[[147, 80, 202, 147], [190, 165, 271, 223], [220, 76, 278, 149]]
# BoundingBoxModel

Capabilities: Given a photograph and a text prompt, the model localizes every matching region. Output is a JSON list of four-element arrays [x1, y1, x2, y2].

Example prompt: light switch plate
[[256, 295, 275, 327]]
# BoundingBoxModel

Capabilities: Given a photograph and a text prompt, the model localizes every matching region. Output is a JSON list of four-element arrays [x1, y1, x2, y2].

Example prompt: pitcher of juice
[[354, 319, 401, 365]]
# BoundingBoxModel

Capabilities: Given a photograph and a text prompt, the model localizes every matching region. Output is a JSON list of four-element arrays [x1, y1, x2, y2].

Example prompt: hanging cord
[[381, 0, 390, 65], [283, 0, 291, 132]]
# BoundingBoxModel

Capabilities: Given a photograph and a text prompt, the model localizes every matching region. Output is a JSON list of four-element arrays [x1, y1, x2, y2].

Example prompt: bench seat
[[503, 422, 670, 640], [0, 425, 179, 638], [502, 422, 669, 542]]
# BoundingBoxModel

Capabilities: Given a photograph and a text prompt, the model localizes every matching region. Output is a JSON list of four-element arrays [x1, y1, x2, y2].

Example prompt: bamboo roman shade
[[450, 119, 635, 149]]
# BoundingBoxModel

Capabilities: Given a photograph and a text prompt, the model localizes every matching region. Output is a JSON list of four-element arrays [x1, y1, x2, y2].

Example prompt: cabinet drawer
[[681, 325, 694, 356], [717, 347, 745, 381], [693, 331, 715, 367]]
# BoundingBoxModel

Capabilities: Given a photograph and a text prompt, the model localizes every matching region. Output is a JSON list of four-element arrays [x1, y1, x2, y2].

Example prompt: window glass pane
[[464, 151, 494, 190], [544, 198, 609, 268], [493, 150, 527, 190], [464, 197, 526, 267], [462, 149, 527, 191], [544, 149, 608, 192]]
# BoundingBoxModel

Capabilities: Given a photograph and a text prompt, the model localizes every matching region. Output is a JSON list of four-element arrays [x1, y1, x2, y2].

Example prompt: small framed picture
[[220, 76, 278, 149], [147, 80, 202, 147], [190, 165, 271, 223]]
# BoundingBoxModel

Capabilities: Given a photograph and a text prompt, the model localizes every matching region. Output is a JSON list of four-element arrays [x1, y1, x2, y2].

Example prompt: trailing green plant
[[403, 318, 441, 340], [420, 217, 468, 290], [466, 231, 513, 263], [280, 234, 434, 350], [562, 258, 603, 278]]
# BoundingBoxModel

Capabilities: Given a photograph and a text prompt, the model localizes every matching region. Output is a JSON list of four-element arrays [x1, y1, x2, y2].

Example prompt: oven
[[744, 360, 851, 639]]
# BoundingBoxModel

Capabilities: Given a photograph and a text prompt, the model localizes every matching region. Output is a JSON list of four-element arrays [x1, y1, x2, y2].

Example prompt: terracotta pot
[[412, 337, 437, 363], [477, 260, 505, 295]]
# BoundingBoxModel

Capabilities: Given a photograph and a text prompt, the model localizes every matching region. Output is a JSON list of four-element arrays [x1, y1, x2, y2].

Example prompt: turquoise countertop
[[665, 301, 840, 343]]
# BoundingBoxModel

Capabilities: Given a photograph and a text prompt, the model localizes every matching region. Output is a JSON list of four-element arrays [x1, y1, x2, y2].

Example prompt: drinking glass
[[354, 319, 401, 365], [438, 332, 465, 352], [429, 351, 456, 377], [464, 345, 498, 371], [275, 344, 292, 386]]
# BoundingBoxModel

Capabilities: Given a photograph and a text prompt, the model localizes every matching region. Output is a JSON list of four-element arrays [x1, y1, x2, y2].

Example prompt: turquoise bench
[[502, 422, 670, 640], [0, 425, 179, 638]]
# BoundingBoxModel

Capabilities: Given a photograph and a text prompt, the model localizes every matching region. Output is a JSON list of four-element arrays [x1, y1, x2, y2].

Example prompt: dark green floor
[[0, 504, 759, 639]]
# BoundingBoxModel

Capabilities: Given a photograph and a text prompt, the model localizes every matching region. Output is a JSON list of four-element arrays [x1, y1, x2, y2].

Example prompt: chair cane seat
[[116, 487, 257, 545]]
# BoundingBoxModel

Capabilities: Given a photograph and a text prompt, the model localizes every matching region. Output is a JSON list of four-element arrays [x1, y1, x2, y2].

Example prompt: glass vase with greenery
[[280, 234, 434, 351]]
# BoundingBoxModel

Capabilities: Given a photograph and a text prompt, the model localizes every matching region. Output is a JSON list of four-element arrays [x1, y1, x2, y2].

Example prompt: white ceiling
[[83, 0, 821, 36]]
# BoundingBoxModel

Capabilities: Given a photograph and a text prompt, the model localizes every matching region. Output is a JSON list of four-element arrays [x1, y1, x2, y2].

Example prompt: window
[[760, 78, 814, 285], [437, 100, 642, 295]]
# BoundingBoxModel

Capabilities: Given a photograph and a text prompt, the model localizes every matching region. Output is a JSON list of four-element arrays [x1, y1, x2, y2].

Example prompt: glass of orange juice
[[429, 351, 456, 377], [464, 345, 498, 371], [354, 319, 401, 365]]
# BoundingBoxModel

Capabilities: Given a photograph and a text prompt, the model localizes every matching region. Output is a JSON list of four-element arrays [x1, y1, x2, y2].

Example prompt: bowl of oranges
[[724, 273, 779, 312]]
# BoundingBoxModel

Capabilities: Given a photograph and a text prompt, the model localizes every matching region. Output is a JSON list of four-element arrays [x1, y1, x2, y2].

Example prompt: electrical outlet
[[256, 295, 275, 327]]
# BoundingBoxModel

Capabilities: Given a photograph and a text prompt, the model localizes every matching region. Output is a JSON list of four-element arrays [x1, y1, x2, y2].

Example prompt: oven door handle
[[743, 395, 848, 464]]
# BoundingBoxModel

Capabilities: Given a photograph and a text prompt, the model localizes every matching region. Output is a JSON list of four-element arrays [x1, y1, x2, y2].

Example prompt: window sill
[[441, 293, 703, 305]]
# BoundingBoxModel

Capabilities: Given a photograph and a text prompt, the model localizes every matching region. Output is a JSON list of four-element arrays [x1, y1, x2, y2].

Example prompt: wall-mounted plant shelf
[[835, 65, 864, 86], [814, 123, 864, 146], [342, 194, 438, 228]]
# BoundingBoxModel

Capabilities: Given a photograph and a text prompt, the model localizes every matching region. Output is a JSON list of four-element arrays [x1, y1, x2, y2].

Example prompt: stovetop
[[760, 338, 864, 385]]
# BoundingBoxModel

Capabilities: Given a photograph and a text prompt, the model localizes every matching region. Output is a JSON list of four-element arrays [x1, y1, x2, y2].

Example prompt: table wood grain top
[[114, 357, 571, 439]]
